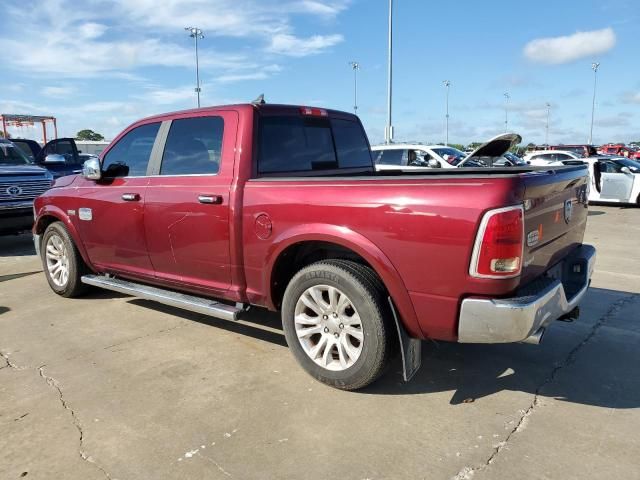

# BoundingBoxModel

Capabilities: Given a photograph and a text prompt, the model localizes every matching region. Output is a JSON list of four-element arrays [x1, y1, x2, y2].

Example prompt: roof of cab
[[133, 103, 358, 125]]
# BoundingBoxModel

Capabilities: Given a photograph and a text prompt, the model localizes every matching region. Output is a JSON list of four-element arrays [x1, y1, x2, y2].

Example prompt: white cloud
[[0, 0, 347, 77], [621, 91, 640, 104], [267, 33, 343, 57], [524, 28, 616, 64], [42, 86, 76, 98]]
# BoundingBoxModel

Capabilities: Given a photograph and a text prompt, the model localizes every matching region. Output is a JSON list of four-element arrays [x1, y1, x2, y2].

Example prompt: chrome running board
[[81, 275, 241, 321]]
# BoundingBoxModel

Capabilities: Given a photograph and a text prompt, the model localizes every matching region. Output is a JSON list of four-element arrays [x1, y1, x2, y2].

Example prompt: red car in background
[[598, 144, 640, 159]]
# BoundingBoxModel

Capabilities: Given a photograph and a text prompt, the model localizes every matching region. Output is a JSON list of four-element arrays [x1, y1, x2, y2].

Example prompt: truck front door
[[75, 122, 162, 277], [143, 112, 237, 295]]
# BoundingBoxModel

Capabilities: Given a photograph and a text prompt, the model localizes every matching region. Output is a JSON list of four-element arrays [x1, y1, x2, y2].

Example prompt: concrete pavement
[[1, 205, 639, 479]]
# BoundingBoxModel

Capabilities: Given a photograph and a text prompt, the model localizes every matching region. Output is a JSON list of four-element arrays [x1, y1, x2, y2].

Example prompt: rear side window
[[103, 122, 160, 177], [331, 118, 372, 168], [257, 115, 371, 174], [160, 116, 224, 175]]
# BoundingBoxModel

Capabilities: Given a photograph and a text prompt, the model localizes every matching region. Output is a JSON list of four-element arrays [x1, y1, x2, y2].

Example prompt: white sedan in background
[[371, 144, 465, 170], [523, 150, 581, 166]]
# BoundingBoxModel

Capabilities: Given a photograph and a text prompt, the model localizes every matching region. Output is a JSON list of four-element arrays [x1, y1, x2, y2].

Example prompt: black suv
[[0, 139, 53, 235]]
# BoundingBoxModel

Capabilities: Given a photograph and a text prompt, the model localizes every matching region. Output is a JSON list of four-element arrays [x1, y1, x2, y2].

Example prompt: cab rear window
[[257, 115, 372, 174]]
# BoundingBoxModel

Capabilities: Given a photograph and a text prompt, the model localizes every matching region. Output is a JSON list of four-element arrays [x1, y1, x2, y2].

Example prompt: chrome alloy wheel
[[294, 285, 364, 371], [45, 234, 70, 287]]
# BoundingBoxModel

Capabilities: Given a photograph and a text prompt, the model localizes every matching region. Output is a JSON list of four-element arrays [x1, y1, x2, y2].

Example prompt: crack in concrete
[[102, 323, 186, 352], [451, 293, 637, 480], [0, 350, 26, 370], [64, 322, 187, 362], [198, 452, 233, 477], [38, 366, 113, 480]]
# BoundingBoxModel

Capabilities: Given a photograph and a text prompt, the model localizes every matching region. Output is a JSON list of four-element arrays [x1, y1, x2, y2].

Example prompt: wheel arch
[[265, 224, 423, 338], [34, 206, 93, 269]]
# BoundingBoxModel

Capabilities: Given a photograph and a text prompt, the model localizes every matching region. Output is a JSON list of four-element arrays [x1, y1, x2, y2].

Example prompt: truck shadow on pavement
[[87, 287, 638, 410], [366, 287, 639, 409]]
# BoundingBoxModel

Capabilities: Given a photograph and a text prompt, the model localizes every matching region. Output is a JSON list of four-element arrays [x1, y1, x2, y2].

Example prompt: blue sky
[[1, 0, 638, 146]]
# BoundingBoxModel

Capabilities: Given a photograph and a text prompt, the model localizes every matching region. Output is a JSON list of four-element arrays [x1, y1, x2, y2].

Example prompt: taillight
[[470, 205, 524, 278]]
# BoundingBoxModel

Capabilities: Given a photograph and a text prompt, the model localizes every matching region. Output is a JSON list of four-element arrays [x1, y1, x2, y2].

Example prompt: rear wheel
[[281, 260, 392, 390], [41, 222, 89, 297]]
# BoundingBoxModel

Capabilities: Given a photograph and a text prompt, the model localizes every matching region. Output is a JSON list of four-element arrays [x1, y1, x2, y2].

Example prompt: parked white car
[[586, 156, 640, 205], [371, 144, 464, 170], [523, 150, 581, 166]]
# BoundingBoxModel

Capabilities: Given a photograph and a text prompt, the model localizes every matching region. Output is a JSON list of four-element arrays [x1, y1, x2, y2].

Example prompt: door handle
[[122, 193, 140, 201], [198, 195, 223, 205]]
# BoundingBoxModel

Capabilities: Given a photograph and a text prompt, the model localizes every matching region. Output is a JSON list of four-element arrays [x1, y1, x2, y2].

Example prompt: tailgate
[[519, 166, 590, 284]]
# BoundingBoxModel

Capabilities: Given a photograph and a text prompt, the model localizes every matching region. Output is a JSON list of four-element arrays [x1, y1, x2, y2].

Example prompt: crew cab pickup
[[33, 103, 596, 390]]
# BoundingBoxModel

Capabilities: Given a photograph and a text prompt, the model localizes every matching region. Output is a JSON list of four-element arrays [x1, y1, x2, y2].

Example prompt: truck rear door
[[143, 111, 238, 295], [519, 166, 590, 283]]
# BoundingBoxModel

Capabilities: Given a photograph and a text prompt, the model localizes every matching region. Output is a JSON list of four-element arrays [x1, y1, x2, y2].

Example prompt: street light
[[503, 92, 510, 132], [385, 0, 394, 144], [185, 26, 204, 108], [545, 102, 551, 146], [589, 62, 600, 145], [443, 80, 451, 146], [348, 61, 360, 115]]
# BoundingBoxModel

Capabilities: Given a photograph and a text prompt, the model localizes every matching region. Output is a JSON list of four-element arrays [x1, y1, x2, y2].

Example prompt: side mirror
[[44, 153, 66, 164], [621, 166, 632, 175], [82, 158, 102, 180], [427, 158, 441, 168]]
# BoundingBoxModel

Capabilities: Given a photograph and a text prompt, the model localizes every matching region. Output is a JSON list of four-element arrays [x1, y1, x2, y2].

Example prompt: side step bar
[[81, 275, 241, 321]]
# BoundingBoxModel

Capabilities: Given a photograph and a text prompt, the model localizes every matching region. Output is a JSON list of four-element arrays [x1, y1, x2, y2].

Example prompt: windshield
[[0, 142, 32, 165], [432, 147, 466, 165], [616, 159, 640, 172]]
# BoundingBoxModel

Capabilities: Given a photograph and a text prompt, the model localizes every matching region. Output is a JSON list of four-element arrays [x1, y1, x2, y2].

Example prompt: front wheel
[[41, 222, 89, 297], [281, 260, 392, 390]]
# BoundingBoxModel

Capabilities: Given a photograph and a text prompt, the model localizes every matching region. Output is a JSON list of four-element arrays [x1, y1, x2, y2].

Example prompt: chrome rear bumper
[[458, 244, 596, 343]]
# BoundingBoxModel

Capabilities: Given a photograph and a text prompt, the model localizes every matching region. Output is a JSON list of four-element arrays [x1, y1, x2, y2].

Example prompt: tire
[[281, 260, 392, 390], [41, 222, 89, 298]]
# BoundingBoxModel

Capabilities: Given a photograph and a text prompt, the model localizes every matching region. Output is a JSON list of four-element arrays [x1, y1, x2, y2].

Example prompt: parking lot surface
[[1, 205, 639, 480]]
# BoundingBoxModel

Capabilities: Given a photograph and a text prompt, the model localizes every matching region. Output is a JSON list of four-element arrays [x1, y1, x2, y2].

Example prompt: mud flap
[[388, 297, 422, 382]]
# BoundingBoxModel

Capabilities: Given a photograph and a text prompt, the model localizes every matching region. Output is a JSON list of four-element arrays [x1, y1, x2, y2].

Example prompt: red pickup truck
[[33, 103, 595, 390]]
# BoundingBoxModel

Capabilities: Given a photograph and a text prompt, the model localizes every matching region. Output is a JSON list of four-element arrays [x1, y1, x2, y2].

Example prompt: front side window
[[160, 117, 224, 176], [102, 122, 161, 177]]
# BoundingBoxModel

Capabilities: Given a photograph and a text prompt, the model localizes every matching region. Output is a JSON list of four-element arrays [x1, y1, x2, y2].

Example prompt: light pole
[[185, 26, 204, 108], [589, 62, 600, 145], [385, 0, 394, 144], [348, 61, 360, 115], [443, 80, 451, 146], [545, 102, 551, 146], [503, 92, 510, 132]]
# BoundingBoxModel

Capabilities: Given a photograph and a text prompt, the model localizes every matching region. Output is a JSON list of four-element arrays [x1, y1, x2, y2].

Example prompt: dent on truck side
[[260, 223, 424, 339]]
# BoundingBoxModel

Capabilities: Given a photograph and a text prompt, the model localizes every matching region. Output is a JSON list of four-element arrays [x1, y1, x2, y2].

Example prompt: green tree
[[448, 143, 465, 151], [75, 129, 104, 141]]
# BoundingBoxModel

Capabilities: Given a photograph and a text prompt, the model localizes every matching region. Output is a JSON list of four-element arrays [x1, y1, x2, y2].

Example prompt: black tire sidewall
[[41, 222, 84, 297], [282, 263, 388, 390]]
